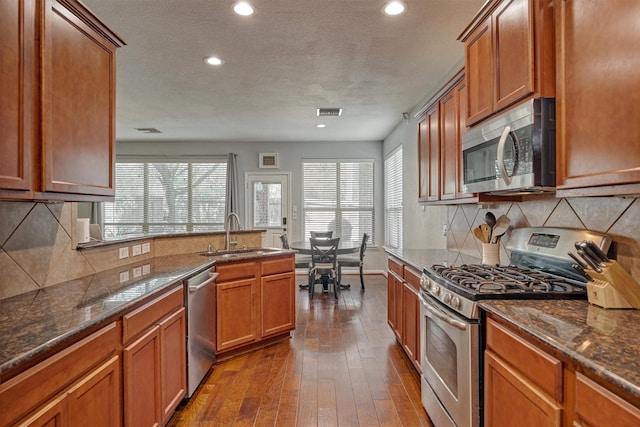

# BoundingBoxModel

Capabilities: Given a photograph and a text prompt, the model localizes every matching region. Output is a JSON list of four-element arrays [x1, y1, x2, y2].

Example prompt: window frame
[[384, 146, 403, 249]]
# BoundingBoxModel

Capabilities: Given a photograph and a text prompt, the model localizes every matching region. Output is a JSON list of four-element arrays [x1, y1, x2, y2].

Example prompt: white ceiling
[[81, 0, 485, 143]]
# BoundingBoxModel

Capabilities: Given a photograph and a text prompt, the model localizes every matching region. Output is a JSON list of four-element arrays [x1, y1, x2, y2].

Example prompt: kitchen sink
[[199, 247, 280, 258]]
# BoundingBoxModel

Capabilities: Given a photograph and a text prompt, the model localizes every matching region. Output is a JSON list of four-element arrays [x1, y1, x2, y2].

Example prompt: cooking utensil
[[571, 263, 592, 281], [577, 248, 602, 273], [586, 240, 610, 263], [578, 241, 606, 267], [480, 223, 492, 244], [473, 226, 487, 243], [567, 251, 588, 270], [490, 215, 510, 243]]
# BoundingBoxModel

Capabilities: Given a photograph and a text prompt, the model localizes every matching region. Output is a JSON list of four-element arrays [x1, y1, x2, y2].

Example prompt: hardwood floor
[[168, 274, 433, 426]]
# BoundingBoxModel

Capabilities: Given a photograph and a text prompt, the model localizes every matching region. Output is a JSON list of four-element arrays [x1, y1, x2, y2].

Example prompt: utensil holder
[[482, 243, 500, 265]]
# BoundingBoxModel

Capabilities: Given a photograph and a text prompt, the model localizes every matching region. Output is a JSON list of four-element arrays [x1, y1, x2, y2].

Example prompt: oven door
[[419, 292, 479, 427]]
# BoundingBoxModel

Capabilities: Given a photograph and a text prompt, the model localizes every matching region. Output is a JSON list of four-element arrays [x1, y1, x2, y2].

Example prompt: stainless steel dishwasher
[[185, 267, 218, 397]]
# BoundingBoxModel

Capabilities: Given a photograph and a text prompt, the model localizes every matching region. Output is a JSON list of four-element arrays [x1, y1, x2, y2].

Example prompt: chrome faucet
[[225, 212, 243, 251]]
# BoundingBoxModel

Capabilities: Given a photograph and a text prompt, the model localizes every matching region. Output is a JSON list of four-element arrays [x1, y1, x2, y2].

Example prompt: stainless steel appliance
[[462, 98, 556, 195], [419, 227, 611, 427], [185, 267, 218, 397]]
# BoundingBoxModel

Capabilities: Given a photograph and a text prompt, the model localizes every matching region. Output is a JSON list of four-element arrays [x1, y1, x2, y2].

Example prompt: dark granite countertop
[[480, 299, 640, 404], [0, 248, 292, 381], [384, 247, 481, 272]]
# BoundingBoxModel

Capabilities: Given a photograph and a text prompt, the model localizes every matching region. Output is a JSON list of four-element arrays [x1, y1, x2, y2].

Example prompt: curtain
[[225, 153, 240, 229]]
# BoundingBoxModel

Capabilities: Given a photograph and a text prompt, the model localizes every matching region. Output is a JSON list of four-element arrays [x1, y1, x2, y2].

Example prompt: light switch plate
[[141, 242, 151, 254], [132, 244, 142, 256], [119, 247, 129, 259], [133, 266, 142, 278], [142, 264, 151, 275], [119, 270, 130, 283]]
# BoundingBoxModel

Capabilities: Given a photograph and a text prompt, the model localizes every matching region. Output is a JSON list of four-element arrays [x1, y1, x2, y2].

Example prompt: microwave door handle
[[496, 125, 512, 186]]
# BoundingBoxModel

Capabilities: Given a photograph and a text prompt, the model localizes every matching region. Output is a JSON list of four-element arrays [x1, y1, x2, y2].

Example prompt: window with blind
[[103, 157, 227, 238], [385, 147, 403, 249], [302, 160, 374, 244]]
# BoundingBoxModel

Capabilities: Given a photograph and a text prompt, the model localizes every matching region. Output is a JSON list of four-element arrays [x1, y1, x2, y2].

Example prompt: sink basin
[[199, 248, 279, 258]]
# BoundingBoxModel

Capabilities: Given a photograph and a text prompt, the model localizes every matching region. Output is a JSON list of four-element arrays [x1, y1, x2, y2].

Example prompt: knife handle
[[568, 251, 588, 269], [579, 241, 606, 267], [577, 248, 602, 273], [586, 240, 610, 263]]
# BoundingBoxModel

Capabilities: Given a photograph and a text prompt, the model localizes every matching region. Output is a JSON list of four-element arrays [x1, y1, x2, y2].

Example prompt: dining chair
[[337, 233, 369, 291], [310, 231, 333, 239], [308, 237, 340, 299], [279, 233, 311, 272]]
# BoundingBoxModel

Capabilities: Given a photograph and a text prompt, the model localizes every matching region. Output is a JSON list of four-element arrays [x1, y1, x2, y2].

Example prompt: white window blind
[[385, 147, 403, 249], [302, 160, 374, 244], [103, 156, 227, 238]]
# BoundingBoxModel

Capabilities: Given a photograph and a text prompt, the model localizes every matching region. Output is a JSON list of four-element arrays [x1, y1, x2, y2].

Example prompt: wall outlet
[[119, 247, 129, 259], [132, 266, 142, 278], [442, 223, 449, 237], [141, 242, 151, 254], [119, 270, 130, 283], [142, 264, 151, 275], [132, 244, 142, 256]]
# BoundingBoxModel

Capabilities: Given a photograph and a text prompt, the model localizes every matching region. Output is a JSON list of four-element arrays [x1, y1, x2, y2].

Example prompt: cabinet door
[[455, 80, 473, 199], [556, 0, 640, 196], [401, 282, 419, 369], [68, 355, 122, 427], [387, 272, 397, 333], [217, 278, 258, 352], [574, 373, 640, 427], [261, 272, 295, 338], [493, 0, 534, 110], [417, 105, 440, 202], [0, 0, 34, 194], [124, 326, 162, 427], [465, 17, 493, 125], [484, 351, 562, 427], [40, 0, 116, 197], [14, 394, 68, 427], [440, 88, 458, 200], [159, 308, 186, 423]]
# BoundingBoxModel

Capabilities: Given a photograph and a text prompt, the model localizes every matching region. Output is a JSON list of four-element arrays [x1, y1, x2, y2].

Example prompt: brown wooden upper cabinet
[[458, 0, 555, 126], [416, 70, 475, 204], [0, 0, 125, 201], [555, 0, 640, 197]]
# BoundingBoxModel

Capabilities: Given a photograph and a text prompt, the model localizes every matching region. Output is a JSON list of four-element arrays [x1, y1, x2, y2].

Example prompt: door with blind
[[245, 172, 290, 248]]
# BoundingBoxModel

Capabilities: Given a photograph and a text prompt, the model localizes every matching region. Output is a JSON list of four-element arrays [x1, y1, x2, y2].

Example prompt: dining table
[[290, 239, 360, 290]]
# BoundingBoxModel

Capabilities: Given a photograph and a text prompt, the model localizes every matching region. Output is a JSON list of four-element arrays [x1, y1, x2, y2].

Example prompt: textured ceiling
[[81, 0, 486, 142]]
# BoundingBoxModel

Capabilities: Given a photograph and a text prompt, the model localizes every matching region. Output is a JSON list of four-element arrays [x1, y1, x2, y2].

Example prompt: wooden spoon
[[480, 223, 492, 243], [491, 215, 511, 243], [473, 226, 487, 243]]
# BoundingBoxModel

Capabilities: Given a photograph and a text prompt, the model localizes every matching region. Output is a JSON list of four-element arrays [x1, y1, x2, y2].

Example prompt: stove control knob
[[421, 276, 431, 290], [451, 296, 461, 310], [431, 285, 440, 296], [443, 293, 451, 304]]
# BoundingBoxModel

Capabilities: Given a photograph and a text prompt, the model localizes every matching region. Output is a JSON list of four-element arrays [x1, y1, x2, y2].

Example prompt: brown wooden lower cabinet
[[387, 257, 421, 373], [261, 271, 295, 338], [217, 277, 258, 351], [484, 314, 640, 427], [122, 286, 186, 427]]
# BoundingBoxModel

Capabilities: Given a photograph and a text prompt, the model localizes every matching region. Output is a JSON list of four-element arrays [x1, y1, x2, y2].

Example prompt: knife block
[[585, 260, 640, 309]]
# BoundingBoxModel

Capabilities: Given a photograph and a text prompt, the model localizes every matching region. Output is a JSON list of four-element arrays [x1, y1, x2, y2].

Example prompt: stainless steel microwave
[[462, 98, 556, 195]]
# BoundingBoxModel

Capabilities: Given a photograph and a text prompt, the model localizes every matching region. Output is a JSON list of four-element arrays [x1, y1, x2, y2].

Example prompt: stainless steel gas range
[[418, 227, 612, 427]]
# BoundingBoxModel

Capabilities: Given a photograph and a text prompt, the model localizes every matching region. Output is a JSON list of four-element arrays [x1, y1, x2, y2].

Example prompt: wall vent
[[316, 108, 342, 117], [259, 153, 279, 168]]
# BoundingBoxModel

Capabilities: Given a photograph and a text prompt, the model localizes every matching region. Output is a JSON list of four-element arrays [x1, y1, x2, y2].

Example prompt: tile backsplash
[[0, 201, 262, 299], [447, 196, 640, 281]]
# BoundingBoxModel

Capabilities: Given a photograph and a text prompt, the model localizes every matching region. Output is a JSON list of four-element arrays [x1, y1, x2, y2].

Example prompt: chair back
[[310, 237, 340, 271], [279, 233, 290, 249], [310, 231, 333, 239], [358, 233, 369, 260]]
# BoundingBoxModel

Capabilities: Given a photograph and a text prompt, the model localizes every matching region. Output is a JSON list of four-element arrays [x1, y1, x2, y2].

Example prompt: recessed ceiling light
[[383, 1, 406, 15], [233, 1, 254, 16], [204, 56, 224, 66], [316, 124, 326, 128]]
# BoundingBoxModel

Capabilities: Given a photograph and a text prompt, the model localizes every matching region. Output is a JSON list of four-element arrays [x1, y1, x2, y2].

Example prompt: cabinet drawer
[[216, 261, 258, 282], [388, 257, 403, 278], [485, 317, 562, 401], [575, 373, 640, 427], [122, 285, 183, 343], [262, 255, 294, 276], [404, 266, 422, 292], [0, 322, 118, 426]]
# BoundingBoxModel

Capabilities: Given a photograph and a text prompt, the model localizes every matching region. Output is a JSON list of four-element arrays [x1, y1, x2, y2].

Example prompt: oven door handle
[[419, 293, 467, 331], [496, 125, 512, 186]]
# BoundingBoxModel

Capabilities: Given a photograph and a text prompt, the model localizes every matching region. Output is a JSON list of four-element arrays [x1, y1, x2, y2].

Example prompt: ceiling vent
[[316, 108, 342, 117], [136, 127, 162, 134], [259, 153, 279, 168]]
